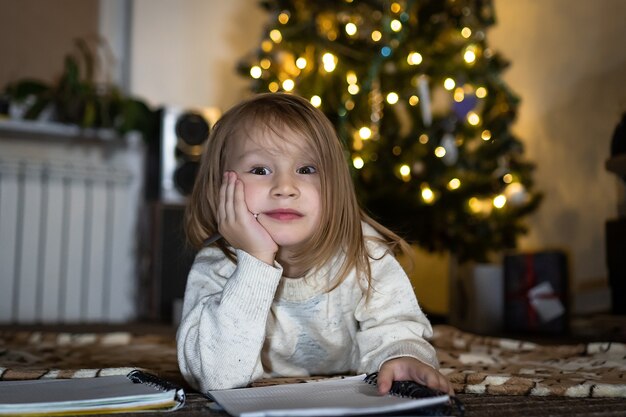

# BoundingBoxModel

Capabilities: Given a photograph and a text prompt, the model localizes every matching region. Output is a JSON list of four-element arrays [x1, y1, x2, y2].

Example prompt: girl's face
[[225, 126, 322, 252]]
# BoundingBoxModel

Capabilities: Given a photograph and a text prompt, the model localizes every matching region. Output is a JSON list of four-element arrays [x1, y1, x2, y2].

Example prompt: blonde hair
[[186, 92, 411, 289]]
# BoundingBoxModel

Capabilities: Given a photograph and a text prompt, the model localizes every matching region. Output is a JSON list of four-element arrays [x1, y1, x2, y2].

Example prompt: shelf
[[0, 118, 140, 145], [606, 154, 626, 176]]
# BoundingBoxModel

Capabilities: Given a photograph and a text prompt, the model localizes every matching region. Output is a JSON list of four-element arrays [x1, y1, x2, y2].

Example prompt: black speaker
[[141, 202, 197, 322], [159, 106, 220, 203], [140, 106, 220, 322]]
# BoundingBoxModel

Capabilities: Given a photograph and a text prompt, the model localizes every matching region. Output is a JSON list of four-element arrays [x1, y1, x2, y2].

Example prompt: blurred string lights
[[238, 0, 541, 261]]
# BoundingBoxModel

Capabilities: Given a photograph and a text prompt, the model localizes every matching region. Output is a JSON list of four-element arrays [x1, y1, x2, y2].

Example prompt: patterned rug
[[433, 325, 626, 397], [0, 330, 182, 386], [1, 325, 625, 398]]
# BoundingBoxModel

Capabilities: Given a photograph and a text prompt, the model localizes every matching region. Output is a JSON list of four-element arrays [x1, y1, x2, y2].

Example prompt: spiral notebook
[[207, 373, 463, 417], [0, 370, 185, 416]]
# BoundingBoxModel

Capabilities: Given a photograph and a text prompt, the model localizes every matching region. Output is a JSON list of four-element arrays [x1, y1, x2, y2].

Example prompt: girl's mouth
[[264, 209, 303, 221]]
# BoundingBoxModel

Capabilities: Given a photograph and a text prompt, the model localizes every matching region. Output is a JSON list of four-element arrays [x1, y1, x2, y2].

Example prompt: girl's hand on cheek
[[218, 171, 278, 265]]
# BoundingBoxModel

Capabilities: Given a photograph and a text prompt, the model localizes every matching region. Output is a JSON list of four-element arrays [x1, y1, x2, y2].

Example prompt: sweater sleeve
[[176, 247, 283, 392], [354, 246, 439, 374]]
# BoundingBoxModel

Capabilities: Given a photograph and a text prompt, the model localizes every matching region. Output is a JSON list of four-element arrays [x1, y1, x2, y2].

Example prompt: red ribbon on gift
[[525, 255, 538, 327]]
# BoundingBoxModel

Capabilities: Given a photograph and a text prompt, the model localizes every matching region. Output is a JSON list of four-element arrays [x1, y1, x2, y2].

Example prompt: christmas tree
[[238, 0, 541, 262]]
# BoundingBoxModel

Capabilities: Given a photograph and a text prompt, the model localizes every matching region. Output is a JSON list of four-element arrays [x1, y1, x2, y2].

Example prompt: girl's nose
[[272, 172, 299, 198]]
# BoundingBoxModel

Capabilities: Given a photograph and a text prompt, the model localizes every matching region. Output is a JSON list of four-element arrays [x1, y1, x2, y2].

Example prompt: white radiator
[[0, 121, 144, 323]]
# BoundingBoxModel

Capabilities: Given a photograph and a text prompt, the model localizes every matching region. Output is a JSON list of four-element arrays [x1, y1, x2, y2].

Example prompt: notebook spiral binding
[[127, 370, 186, 405], [365, 372, 464, 417]]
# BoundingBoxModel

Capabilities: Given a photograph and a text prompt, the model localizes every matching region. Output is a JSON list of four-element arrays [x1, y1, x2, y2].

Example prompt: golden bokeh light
[[310, 95, 322, 107], [386, 92, 399, 104], [250, 66, 262, 79], [448, 178, 461, 190], [359, 127, 372, 139], [269, 29, 282, 43]]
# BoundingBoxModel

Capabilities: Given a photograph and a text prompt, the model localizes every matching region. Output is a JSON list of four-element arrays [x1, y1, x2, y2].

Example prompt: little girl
[[177, 92, 452, 396]]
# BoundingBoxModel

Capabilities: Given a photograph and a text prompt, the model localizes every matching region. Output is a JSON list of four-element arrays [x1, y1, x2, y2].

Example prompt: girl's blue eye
[[297, 166, 317, 175], [250, 167, 271, 175]]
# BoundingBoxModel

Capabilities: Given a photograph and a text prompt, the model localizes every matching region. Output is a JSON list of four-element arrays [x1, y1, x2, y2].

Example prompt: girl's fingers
[[376, 367, 393, 394], [219, 171, 256, 229], [218, 172, 228, 222], [422, 370, 453, 395], [233, 178, 249, 220], [216, 171, 277, 263], [439, 374, 455, 396], [223, 172, 236, 222]]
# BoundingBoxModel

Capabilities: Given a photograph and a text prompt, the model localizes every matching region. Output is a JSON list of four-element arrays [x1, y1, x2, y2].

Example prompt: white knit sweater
[[176, 224, 438, 393]]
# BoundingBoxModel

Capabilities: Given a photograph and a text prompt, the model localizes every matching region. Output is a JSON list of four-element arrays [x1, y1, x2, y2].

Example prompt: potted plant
[[2, 37, 158, 142]]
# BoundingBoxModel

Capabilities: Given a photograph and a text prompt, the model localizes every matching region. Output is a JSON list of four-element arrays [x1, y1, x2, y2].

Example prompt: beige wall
[[0, 0, 99, 87], [129, 0, 266, 110], [489, 0, 626, 291]]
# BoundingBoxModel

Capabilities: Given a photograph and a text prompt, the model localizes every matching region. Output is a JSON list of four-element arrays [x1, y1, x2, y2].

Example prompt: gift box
[[449, 262, 504, 334], [504, 250, 569, 334]]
